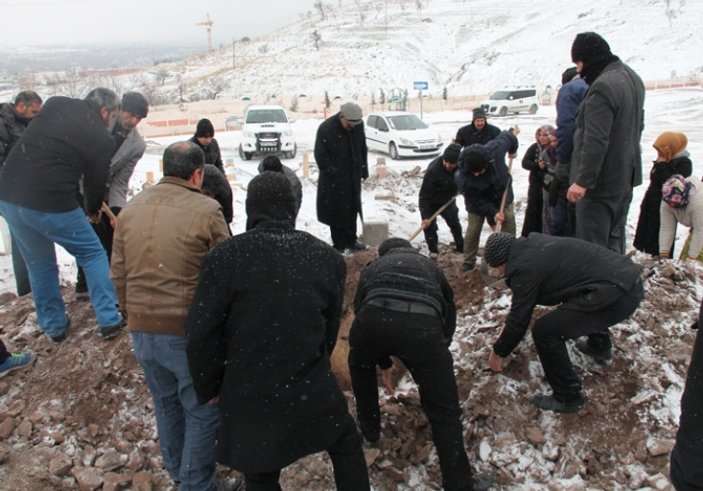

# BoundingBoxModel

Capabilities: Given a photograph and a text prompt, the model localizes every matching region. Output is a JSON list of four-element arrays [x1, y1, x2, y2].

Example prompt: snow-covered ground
[[1, 85, 701, 293]]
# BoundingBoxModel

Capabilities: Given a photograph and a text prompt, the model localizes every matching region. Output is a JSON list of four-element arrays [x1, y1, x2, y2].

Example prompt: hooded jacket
[[186, 176, 351, 473], [456, 130, 518, 225]]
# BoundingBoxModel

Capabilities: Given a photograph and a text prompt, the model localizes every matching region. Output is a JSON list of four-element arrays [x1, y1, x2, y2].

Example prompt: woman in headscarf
[[520, 125, 553, 237], [633, 132, 691, 255], [659, 173, 703, 262]]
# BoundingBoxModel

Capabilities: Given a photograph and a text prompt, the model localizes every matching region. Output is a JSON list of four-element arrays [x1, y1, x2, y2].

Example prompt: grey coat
[[570, 60, 645, 199], [108, 126, 146, 208]]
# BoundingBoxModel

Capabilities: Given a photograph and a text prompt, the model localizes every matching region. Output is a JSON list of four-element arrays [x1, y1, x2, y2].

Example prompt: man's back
[[0, 96, 115, 215], [112, 177, 229, 333], [571, 60, 645, 198]]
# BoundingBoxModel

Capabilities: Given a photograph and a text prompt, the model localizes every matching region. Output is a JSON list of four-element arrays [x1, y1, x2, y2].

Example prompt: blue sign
[[413, 81, 428, 90]]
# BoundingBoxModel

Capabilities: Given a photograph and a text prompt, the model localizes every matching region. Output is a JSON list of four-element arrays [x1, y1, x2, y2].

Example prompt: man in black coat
[[189, 118, 224, 173], [0, 88, 124, 342], [670, 301, 703, 490], [258, 154, 302, 216], [455, 130, 518, 271], [566, 32, 645, 254], [186, 172, 369, 491], [454, 108, 501, 148], [419, 143, 463, 256], [349, 238, 491, 491], [315, 102, 369, 252], [0, 90, 42, 297], [484, 233, 643, 413]]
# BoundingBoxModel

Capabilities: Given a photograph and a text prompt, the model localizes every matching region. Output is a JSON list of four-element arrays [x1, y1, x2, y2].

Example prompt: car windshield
[[387, 115, 427, 130], [489, 91, 512, 100], [245, 109, 288, 123]]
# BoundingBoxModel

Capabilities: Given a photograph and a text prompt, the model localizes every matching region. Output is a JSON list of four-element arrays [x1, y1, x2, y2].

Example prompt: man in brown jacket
[[111, 141, 233, 490]]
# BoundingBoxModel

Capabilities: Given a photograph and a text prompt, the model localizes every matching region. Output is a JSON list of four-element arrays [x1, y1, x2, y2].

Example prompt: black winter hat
[[195, 118, 215, 138], [246, 172, 294, 208], [261, 155, 283, 173], [561, 67, 579, 85], [484, 233, 516, 267], [443, 143, 461, 164], [571, 32, 611, 64], [378, 237, 413, 256], [472, 108, 487, 121], [121, 92, 149, 118], [463, 150, 488, 173]]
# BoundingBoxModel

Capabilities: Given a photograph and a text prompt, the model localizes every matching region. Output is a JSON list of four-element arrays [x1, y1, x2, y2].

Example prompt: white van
[[480, 86, 540, 116]]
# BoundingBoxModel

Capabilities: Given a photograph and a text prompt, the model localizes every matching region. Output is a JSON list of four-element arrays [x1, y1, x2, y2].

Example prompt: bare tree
[[154, 68, 170, 86], [314, 0, 327, 20], [205, 77, 229, 100], [416, 0, 423, 14], [379, 88, 386, 105], [324, 90, 331, 109], [312, 30, 323, 50]]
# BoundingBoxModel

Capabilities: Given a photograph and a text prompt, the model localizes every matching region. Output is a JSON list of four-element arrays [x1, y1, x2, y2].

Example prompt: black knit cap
[[464, 150, 488, 173], [571, 32, 611, 64], [561, 66, 579, 85], [472, 107, 487, 121], [245, 172, 295, 230], [261, 155, 283, 173], [196, 118, 215, 138], [484, 233, 516, 267], [378, 237, 412, 256], [443, 143, 461, 164], [121, 92, 148, 118]]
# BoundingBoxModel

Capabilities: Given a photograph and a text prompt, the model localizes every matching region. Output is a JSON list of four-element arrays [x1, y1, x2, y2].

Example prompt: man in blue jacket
[[455, 129, 518, 271]]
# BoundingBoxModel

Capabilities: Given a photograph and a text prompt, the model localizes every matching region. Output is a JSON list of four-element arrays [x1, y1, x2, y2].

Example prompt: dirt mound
[[0, 251, 697, 489]]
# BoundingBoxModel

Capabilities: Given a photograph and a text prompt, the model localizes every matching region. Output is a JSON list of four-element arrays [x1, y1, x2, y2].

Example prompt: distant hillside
[[2, 0, 701, 106]]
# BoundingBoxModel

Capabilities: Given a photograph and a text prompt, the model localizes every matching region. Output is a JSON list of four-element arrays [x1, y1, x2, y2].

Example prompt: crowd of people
[[0, 30, 700, 491]]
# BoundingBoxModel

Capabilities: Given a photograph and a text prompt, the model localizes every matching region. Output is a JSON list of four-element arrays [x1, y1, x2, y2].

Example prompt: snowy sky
[[0, 0, 318, 46]]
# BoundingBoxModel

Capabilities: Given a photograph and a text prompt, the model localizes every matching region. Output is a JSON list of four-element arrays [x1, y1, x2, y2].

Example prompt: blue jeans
[[0, 201, 122, 338], [131, 332, 220, 491]]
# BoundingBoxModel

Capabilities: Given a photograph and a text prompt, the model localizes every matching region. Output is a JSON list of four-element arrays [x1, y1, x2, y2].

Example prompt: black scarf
[[580, 54, 619, 85]]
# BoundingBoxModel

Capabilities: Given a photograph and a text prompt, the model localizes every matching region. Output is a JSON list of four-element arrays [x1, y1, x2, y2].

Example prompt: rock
[[71, 466, 103, 491], [364, 447, 380, 467], [542, 441, 560, 462], [646, 472, 673, 489], [0, 417, 16, 439], [633, 440, 648, 462], [126, 449, 143, 472], [628, 467, 648, 488], [479, 439, 492, 461], [95, 450, 125, 472], [49, 455, 73, 477], [525, 426, 546, 445], [3, 400, 26, 418], [647, 438, 675, 457], [132, 471, 154, 491], [102, 472, 131, 491], [16, 419, 32, 438], [88, 423, 99, 438], [0, 381, 9, 397], [0, 444, 10, 464]]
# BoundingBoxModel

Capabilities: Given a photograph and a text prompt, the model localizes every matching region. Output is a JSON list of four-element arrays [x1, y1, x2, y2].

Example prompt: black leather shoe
[[472, 470, 496, 491], [100, 320, 125, 340], [575, 339, 612, 365], [349, 241, 368, 251], [530, 393, 585, 413], [460, 262, 475, 272]]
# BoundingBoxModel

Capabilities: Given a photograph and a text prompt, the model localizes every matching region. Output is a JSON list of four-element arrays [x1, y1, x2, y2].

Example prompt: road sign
[[413, 81, 428, 90]]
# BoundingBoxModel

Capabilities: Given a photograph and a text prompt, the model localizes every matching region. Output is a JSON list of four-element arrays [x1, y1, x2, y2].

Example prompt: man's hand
[[488, 350, 503, 373], [381, 364, 396, 394], [87, 212, 102, 224], [538, 161, 547, 170], [421, 219, 431, 230], [567, 183, 587, 204], [207, 395, 220, 405], [494, 212, 505, 225]]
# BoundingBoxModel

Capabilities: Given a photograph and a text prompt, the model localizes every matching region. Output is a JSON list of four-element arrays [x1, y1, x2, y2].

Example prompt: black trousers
[[532, 279, 644, 401], [330, 222, 358, 251], [349, 305, 472, 491], [76, 208, 118, 291], [0, 340, 8, 363], [422, 202, 464, 254], [243, 420, 370, 491]]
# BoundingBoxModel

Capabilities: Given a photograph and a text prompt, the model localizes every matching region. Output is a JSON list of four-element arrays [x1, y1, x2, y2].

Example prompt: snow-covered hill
[[149, 0, 702, 102]]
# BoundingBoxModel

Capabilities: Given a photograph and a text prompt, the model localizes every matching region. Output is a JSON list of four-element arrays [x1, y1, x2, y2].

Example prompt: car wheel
[[389, 142, 399, 160], [239, 145, 252, 161], [529, 104, 538, 114], [499, 106, 508, 117], [286, 144, 297, 159]]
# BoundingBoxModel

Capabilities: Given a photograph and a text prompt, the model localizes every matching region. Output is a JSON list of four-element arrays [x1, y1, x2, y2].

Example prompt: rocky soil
[[0, 243, 698, 490]]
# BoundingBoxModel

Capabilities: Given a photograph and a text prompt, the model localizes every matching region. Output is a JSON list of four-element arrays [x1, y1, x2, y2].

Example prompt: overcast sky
[[0, 0, 318, 46]]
